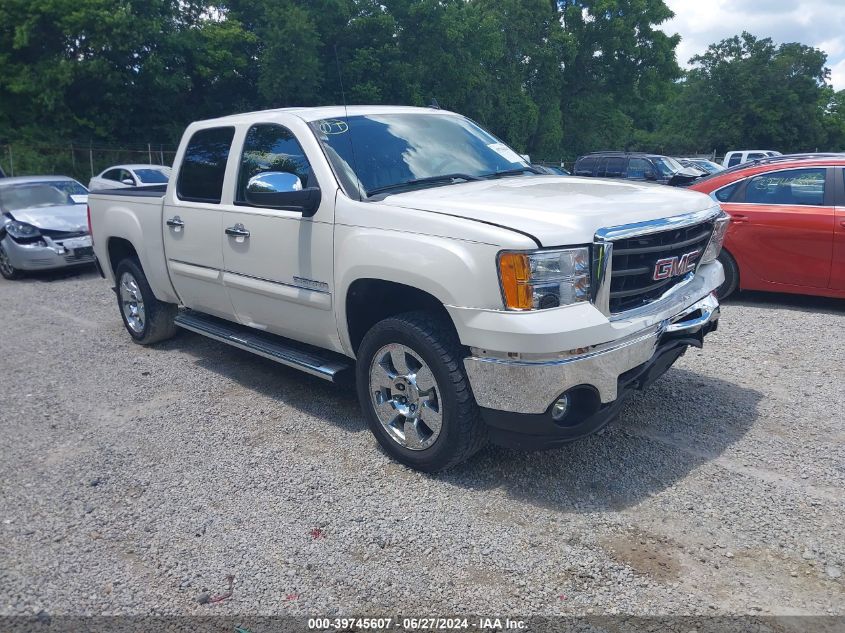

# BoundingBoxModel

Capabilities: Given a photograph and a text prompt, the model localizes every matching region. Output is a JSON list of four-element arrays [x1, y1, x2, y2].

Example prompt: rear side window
[[605, 157, 626, 177], [574, 156, 596, 176], [103, 169, 122, 181], [713, 181, 740, 202], [177, 127, 235, 203], [745, 168, 826, 206], [727, 154, 741, 167]]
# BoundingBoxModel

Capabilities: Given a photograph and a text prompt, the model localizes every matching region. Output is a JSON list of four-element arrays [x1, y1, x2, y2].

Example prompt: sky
[[662, 0, 845, 90]]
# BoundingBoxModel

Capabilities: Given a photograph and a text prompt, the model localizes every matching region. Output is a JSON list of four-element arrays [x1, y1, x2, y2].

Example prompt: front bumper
[[1, 235, 95, 271], [465, 292, 720, 415]]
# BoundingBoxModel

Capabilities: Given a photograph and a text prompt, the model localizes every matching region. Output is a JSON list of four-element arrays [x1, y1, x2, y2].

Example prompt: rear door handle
[[225, 223, 250, 238], [166, 216, 184, 228]]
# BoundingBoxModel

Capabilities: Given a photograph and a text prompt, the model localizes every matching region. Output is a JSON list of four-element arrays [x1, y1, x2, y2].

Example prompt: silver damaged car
[[0, 176, 93, 279]]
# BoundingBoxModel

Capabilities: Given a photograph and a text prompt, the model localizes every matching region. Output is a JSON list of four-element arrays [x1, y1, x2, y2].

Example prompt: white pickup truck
[[89, 105, 728, 471]]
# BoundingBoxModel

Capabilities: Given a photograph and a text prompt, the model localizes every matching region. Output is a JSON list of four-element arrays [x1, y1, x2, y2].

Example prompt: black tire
[[716, 249, 739, 299], [355, 311, 486, 472], [0, 240, 23, 280], [114, 257, 178, 345]]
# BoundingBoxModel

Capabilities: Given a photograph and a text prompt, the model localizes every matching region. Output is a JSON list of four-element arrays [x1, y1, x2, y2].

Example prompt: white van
[[722, 150, 781, 168]]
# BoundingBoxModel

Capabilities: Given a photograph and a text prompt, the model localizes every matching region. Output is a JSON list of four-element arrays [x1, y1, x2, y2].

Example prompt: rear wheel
[[716, 250, 739, 299], [0, 240, 23, 280], [115, 257, 178, 344], [356, 311, 486, 472]]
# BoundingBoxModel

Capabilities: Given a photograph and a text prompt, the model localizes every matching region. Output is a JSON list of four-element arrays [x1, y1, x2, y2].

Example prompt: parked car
[[689, 155, 845, 300], [88, 164, 171, 191], [573, 152, 705, 186], [89, 105, 726, 471], [679, 158, 724, 175], [0, 176, 93, 279], [722, 150, 781, 168], [533, 164, 570, 175]]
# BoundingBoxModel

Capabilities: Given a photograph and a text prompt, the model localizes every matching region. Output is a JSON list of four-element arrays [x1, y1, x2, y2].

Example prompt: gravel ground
[[0, 266, 843, 619]]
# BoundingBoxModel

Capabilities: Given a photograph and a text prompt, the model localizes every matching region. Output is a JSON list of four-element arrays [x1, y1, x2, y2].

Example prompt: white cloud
[[661, 0, 845, 89]]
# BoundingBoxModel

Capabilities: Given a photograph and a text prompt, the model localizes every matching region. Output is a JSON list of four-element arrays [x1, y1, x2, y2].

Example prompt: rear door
[[722, 167, 834, 289], [161, 126, 236, 319], [219, 122, 337, 348]]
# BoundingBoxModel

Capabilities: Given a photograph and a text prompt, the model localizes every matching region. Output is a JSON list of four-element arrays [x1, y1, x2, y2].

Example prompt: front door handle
[[731, 214, 749, 223], [166, 216, 184, 228], [225, 223, 250, 238]]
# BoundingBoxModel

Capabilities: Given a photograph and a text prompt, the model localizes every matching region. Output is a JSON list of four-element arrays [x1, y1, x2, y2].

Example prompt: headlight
[[701, 211, 730, 264], [5, 221, 41, 240], [498, 247, 591, 310]]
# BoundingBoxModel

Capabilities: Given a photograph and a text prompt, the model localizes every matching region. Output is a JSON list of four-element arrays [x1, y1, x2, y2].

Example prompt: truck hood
[[8, 204, 89, 233], [381, 176, 717, 246]]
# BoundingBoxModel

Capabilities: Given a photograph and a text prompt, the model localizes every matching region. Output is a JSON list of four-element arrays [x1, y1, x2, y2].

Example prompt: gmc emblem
[[653, 250, 700, 280]]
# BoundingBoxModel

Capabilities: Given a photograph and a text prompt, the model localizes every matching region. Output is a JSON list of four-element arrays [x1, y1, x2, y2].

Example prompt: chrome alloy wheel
[[369, 343, 443, 451], [119, 271, 146, 334], [0, 243, 14, 277]]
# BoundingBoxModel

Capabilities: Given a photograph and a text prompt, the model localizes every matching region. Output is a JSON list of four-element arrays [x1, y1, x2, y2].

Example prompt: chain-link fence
[[0, 142, 177, 184]]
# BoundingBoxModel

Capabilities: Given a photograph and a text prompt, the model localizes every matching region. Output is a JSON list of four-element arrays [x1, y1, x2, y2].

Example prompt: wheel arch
[[344, 278, 459, 356]]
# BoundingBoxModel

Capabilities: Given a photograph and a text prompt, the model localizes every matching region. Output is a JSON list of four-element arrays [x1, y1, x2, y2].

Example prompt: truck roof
[[193, 105, 458, 126]]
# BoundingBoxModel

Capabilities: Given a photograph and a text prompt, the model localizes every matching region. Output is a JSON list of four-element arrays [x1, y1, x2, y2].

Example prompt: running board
[[174, 311, 353, 382]]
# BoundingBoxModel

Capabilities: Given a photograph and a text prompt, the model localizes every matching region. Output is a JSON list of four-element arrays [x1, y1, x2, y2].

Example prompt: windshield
[[652, 156, 685, 177], [134, 168, 170, 184], [0, 181, 87, 212], [310, 113, 531, 197]]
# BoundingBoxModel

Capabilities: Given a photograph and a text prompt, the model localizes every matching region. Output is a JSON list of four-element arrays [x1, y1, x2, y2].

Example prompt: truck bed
[[90, 184, 167, 198]]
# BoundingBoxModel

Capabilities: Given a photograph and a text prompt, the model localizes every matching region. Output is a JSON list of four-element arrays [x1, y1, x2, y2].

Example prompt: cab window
[[727, 154, 741, 167], [744, 168, 826, 206], [236, 124, 314, 205], [177, 126, 235, 203]]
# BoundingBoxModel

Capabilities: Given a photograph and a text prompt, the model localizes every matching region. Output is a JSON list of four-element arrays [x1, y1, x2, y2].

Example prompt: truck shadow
[[176, 328, 763, 512], [725, 289, 844, 314], [442, 367, 763, 512]]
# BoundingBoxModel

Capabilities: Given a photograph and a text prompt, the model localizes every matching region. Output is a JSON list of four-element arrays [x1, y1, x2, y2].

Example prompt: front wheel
[[356, 311, 486, 472], [0, 240, 23, 280], [715, 249, 739, 299], [114, 257, 178, 345]]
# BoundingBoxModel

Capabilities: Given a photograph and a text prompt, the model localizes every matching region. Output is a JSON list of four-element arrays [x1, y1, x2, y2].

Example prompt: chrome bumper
[[1, 235, 95, 271], [464, 293, 720, 414]]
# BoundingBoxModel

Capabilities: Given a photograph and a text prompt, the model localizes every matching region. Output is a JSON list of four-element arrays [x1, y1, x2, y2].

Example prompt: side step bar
[[174, 311, 353, 383]]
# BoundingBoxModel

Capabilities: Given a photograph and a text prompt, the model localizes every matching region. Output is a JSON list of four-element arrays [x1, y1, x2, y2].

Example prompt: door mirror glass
[[246, 171, 303, 195]]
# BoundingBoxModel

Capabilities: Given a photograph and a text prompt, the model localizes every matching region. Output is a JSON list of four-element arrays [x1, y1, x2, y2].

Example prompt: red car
[[689, 155, 845, 299]]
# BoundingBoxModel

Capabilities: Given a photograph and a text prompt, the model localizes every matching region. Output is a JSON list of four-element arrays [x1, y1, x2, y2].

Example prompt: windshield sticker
[[319, 120, 349, 135], [488, 142, 523, 164]]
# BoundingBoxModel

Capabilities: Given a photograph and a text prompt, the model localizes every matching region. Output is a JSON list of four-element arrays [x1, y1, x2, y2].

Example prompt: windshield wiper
[[482, 166, 542, 179], [366, 173, 482, 197]]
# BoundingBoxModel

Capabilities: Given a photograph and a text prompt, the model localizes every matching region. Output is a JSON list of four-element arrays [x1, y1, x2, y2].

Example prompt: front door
[[162, 126, 236, 319], [219, 123, 337, 349], [722, 167, 834, 289]]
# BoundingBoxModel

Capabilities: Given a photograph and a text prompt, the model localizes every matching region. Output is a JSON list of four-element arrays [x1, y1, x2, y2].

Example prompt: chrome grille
[[607, 220, 715, 313]]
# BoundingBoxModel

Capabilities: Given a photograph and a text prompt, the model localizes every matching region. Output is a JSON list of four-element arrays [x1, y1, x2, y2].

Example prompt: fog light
[[551, 395, 570, 422]]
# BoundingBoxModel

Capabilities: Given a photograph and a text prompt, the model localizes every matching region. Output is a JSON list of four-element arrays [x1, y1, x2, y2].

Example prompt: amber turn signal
[[499, 252, 533, 310]]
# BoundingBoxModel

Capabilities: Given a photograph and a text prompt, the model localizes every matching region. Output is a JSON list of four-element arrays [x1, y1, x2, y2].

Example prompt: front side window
[[745, 168, 826, 206], [310, 113, 532, 197], [652, 156, 683, 177], [237, 124, 314, 203], [627, 158, 652, 179], [177, 127, 235, 203]]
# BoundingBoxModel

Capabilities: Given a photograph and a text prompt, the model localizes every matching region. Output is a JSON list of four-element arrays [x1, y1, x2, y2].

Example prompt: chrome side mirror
[[122, 178, 134, 186], [246, 171, 303, 195], [244, 171, 320, 216]]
